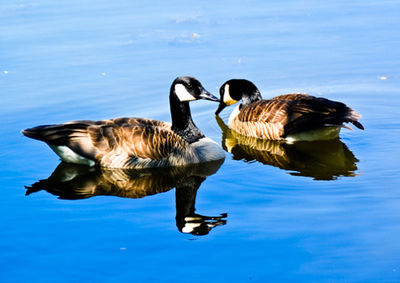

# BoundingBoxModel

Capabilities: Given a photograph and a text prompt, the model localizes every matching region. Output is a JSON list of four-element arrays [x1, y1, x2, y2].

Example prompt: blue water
[[1, 0, 400, 282]]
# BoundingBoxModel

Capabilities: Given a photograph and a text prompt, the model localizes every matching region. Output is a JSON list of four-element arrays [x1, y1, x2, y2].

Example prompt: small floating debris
[[377, 76, 388, 80], [101, 72, 107, 76], [3, 70, 9, 74], [168, 33, 201, 46]]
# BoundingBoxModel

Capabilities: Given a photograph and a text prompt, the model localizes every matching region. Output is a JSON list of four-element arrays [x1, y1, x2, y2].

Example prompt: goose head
[[171, 76, 219, 102], [215, 79, 262, 115]]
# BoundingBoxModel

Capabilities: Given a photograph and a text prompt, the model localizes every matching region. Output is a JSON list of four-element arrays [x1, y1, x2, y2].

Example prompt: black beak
[[199, 88, 220, 102], [215, 102, 226, 115]]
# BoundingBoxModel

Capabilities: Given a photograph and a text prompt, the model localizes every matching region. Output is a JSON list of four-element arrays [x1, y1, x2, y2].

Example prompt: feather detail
[[228, 94, 364, 140], [22, 117, 198, 169], [22, 77, 224, 168]]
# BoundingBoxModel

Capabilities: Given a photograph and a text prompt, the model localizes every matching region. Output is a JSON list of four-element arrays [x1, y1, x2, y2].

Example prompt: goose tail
[[347, 110, 364, 130], [22, 125, 54, 141], [21, 123, 89, 145]]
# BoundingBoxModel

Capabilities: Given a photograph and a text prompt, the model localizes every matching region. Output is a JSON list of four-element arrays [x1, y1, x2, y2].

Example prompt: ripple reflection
[[216, 115, 359, 180], [25, 160, 226, 235]]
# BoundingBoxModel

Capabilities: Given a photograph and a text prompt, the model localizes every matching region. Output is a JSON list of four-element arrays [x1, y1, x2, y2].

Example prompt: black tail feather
[[21, 123, 91, 145], [351, 121, 364, 130], [21, 125, 53, 141]]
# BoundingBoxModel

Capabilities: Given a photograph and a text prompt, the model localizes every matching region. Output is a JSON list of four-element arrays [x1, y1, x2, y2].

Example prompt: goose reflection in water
[[25, 159, 226, 236], [216, 116, 359, 180]]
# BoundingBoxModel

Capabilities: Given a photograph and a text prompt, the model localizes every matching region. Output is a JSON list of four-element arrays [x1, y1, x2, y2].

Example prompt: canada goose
[[22, 76, 225, 168], [216, 115, 358, 180], [25, 160, 227, 235], [215, 79, 364, 142]]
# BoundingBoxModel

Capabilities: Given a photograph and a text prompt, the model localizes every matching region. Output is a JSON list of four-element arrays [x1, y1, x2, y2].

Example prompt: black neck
[[170, 91, 205, 144], [242, 89, 262, 106]]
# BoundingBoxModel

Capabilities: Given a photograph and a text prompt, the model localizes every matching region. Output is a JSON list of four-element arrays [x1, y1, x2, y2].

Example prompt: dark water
[[1, 0, 400, 282]]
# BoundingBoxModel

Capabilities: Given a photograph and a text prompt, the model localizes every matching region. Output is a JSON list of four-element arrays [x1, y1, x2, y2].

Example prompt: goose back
[[22, 117, 197, 168], [229, 94, 363, 140]]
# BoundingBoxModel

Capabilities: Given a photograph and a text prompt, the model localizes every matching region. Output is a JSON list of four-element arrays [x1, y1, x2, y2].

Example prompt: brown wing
[[234, 94, 363, 138], [272, 93, 312, 101], [89, 119, 190, 168], [272, 94, 363, 131], [237, 100, 290, 124], [22, 117, 190, 168], [279, 96, 363, 135], [231, 100, 290, 139], [240, 94, 325, 125], [236, 94, 326, 124]]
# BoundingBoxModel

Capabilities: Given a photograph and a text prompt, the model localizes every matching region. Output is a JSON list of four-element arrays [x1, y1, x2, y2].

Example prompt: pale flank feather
[[229, 100, 289, 140]]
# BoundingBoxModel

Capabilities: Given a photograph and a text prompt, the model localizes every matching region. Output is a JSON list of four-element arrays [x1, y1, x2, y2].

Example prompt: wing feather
[[231, 94, 363, 139], [22, 117, 191, 168], [91, 119, 190, 167]]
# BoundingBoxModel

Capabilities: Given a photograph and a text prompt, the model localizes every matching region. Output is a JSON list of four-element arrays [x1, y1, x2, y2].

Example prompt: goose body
[[216, 80, 364, 142], [216, 115, 358, 180], [22, 77, 225, 168]]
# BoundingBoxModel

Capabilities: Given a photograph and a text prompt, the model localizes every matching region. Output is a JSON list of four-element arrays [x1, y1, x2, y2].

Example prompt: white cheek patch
[[175, 84, 196, 102], [223, 84, 238, 106]]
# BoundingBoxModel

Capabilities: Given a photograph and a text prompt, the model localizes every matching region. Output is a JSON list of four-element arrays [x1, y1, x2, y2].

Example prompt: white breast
[[228, 105, 241, 127], [191, 137, 225, 163]]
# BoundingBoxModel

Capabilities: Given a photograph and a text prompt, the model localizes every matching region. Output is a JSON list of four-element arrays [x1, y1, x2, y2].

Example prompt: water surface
[[1, 0, 400, 282]]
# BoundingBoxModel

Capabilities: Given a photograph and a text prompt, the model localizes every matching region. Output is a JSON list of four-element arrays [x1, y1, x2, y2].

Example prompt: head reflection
[[216, 116, 359, 180], [25, 159, 226, 235]]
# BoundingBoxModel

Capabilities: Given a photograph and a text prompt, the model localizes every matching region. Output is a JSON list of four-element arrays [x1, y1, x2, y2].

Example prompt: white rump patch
[[175, 84, 196, 102], [223, 84, 238, 106], [49, 145, 96, 166]]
